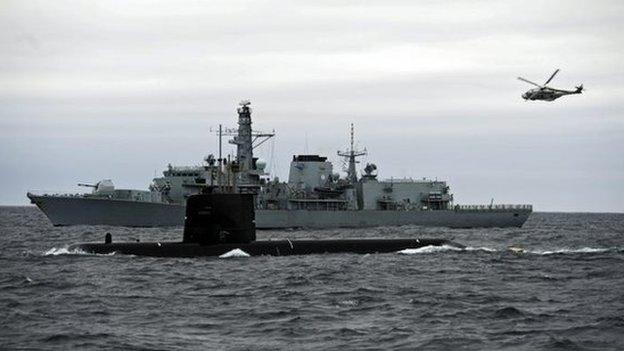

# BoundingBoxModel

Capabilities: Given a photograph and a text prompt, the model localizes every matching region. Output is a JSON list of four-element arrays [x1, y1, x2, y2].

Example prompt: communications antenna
[[337, 123, 366, 184]]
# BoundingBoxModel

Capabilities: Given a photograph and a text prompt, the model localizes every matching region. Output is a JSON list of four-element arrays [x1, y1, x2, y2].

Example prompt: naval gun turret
[[78, 179, 115, 196]]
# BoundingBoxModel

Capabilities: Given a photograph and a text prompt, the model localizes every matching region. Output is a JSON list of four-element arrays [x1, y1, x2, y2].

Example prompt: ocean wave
[[398, 245, 497, 255], [493, 306, 525, 319], [219, 248, 250, 258], [43, 247, 115, 256], [528, 247, 616, 255], [397, 245, 619, 256], [466, 246, 498, 252], [397, 245, 464, 255]]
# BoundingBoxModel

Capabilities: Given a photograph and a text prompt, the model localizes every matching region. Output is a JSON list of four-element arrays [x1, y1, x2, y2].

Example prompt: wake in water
[[397, 245, 621, 256], [527, 247, 619, 255], [219, 248, 251, 258], [43, 247, 116, 256], [398, 245, 464, 255]]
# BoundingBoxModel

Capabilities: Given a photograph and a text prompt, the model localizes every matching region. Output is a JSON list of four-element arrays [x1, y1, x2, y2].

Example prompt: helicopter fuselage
[[521, 87, 582, 101], [518, 69, 583, 102]]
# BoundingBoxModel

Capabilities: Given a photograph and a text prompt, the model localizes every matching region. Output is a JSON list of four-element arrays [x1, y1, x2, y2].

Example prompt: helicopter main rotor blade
[[517, 77, 542, 88], [543, 69, 560, 85]]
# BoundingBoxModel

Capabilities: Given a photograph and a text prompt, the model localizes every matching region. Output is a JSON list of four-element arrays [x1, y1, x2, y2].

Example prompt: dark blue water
[[1, 207, 623, 350]]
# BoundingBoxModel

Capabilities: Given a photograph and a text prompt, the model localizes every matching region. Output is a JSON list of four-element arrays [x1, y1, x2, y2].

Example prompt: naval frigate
[[28, 101, 532, 228]]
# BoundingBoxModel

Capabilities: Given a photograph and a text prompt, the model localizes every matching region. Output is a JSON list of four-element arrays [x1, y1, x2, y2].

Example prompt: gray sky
[[1, 0, 623, 211]]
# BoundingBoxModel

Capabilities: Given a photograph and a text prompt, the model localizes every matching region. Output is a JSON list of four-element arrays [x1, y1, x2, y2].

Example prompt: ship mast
[[337, 123, 366, 184], [226, 100, 275, 187], [232, 101, 254, 184]]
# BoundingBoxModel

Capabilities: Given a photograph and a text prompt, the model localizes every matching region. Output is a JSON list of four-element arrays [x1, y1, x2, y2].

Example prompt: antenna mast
[[225, 100, 275, 185], [337, 123, 366, 184]]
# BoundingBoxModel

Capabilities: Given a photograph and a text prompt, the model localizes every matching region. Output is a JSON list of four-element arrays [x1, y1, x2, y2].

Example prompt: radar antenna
[[337, 123, 367, 183], [212, 101, 275, 151]]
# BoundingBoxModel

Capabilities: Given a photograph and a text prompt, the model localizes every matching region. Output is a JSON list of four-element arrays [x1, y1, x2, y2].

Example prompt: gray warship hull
[[28, 195, 186, 227], [28, 194, 531, 228]]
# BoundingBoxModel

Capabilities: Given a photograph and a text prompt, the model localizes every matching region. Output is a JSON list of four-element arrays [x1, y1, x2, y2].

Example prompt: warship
[[28, 101, 532, 228]]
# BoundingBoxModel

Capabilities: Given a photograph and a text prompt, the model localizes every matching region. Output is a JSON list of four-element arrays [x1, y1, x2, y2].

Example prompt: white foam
[[466, 246, 498, 252], [219, 248, 251, 258], [43, 247, 115, 256], [397, 244, 464, 255], [530, 247, 612, 255], [338, 299, 359, 307], [397, 245, 617, 256], [44, 247, 84, 256]]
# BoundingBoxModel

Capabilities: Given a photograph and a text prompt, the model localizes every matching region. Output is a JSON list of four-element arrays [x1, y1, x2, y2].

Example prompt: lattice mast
[[337, 123, 367, 184]]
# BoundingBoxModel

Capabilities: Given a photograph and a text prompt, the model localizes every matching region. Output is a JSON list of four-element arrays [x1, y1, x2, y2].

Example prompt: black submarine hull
[[68, 194, 465, 258], [69, 238, 463, 257]]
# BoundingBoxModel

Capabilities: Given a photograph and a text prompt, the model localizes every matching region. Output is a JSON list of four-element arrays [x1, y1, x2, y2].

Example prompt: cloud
[[0, 0, 623, 210]]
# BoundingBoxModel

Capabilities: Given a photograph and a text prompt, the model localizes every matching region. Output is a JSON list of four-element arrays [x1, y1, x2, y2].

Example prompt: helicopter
[[518, 69, 583, 101]]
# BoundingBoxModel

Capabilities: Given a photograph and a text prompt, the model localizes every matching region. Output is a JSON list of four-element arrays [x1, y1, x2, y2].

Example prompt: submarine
[[69, 193, 465, 258]]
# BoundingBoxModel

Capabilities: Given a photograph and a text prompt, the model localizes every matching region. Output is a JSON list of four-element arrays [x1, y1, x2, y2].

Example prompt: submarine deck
[[69, 238, 464, 257]]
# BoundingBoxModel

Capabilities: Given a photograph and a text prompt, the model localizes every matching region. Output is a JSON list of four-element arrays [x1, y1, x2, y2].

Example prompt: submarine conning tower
[[183, 193, 256, 245]]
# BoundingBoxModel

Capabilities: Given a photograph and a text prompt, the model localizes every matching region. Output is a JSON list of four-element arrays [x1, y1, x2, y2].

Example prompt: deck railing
[[456, 204, 532, 211], [27, 190, 86, 198]]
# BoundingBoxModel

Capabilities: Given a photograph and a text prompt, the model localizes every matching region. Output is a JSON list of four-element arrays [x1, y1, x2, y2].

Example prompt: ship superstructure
[[28, 101, 532, 228]]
